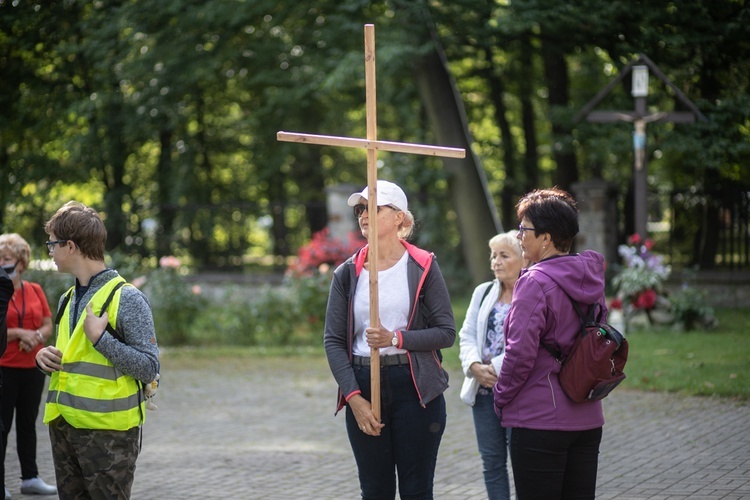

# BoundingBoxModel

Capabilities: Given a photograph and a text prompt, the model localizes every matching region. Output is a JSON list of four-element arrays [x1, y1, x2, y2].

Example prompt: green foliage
[[666, 267, 717, 331], [23, 269, 74, 309], [189, 286, 260, 346], [3, 0, 750, 278], [177, 274, 331, 347], [668, 286, 715, 331], [142, 266, 208, 346]]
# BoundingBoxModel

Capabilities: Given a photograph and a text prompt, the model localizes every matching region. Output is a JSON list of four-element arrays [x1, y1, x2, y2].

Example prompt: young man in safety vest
[[35, 201, 159, 500]]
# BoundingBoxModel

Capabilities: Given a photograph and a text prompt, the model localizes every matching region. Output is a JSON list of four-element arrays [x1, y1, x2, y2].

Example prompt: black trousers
[[509, 426, 602, 500], [1, 366, 46, 481]]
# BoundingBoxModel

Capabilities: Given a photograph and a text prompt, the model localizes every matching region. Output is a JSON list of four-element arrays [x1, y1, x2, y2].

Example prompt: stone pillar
[[325, 184, 359, 242], [571, 179, 619, 266]]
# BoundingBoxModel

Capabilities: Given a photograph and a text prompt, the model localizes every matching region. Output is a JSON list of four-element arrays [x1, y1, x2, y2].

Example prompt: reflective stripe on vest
[[44, 276, 145, 430]]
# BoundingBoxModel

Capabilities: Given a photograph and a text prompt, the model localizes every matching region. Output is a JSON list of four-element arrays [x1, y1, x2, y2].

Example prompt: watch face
[[391, 335, 398, 346]]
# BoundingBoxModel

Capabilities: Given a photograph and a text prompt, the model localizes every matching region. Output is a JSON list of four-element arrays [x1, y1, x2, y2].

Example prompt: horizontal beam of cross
[[277, 131, 466, 159], [586, 111, 697, 124]]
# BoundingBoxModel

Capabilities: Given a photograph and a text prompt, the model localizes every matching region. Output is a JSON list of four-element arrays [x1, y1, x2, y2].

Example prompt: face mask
[[1, 263, 17, 279]]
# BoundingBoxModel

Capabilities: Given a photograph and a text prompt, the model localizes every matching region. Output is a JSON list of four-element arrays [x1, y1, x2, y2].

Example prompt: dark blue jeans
[[509, 426, 602, 500], [471, 389, 510, 500], [346, 362, 446, 500]]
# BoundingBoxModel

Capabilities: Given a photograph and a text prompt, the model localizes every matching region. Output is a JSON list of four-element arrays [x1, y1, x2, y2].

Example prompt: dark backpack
[[542, 295, 629, 403]]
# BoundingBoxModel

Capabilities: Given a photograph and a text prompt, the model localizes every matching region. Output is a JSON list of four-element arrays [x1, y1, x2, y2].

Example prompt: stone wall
[[571, 178, 619, 266]]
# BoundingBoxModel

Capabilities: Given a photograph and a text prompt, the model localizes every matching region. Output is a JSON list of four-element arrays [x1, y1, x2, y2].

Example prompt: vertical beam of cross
[[278, 24, 465, 420], [363, 25, 382, 417]]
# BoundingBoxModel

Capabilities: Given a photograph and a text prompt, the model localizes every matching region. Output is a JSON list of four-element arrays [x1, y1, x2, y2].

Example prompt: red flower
[[610, 298, 623, 310], [287, 228, 366, 277], [643, 239, 655, 251], [627, 233, 642, 245], [632, 289, 656, 310]]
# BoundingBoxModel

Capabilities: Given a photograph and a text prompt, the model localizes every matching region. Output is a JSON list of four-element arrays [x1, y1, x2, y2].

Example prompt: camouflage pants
[[48, 417, 140, 500]]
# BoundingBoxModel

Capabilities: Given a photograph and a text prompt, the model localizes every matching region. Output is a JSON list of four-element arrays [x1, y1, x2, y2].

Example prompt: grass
[[445, 300, 750, 401], [620, 308, 750, 400], [160, 299, 749, 401]]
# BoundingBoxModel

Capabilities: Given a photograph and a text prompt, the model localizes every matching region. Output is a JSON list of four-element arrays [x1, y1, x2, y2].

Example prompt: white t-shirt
[[353, 251, 410, 357]]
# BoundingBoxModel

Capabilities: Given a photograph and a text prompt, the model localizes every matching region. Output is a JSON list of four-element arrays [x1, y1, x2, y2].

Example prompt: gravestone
[[572, 178, 619, 266], [326, 184, 358, 242]]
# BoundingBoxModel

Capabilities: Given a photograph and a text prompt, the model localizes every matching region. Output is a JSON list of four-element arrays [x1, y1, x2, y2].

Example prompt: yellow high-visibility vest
[[44, 276, 145, 430]]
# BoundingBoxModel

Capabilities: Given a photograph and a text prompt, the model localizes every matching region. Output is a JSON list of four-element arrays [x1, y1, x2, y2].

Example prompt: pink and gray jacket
[[324, 241, 455, 414]]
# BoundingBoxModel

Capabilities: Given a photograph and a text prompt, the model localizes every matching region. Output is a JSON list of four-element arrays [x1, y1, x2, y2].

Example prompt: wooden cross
[[278, 24, 465, 420], [575, 54, 706, 239]]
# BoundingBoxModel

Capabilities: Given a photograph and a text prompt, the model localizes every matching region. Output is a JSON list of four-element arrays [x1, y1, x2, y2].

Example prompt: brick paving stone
[[4, 353, 748, 499]]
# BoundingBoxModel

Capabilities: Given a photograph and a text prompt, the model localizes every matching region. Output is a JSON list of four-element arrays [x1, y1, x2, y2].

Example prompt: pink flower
[[643, 239, 655, 251], [191, 285, 202, 295], [131, 276, 147, 288], [159, 256, 181, 269]]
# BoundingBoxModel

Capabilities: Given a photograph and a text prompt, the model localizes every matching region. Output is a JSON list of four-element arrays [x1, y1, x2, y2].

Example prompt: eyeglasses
[[518, 225, 536, 235], [45, 240, 69, 252], [353, 204, 397, 218]]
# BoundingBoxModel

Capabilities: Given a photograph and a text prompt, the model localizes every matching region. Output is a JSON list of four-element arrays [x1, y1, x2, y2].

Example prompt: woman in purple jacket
[[494, 188, 607, 499]]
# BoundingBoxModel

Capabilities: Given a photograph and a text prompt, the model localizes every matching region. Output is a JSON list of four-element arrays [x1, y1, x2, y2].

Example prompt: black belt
[[352, 354, 409, 367]]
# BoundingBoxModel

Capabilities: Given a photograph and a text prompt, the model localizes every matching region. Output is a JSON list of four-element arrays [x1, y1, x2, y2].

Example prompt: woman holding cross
[[324, 180, 455, 500]]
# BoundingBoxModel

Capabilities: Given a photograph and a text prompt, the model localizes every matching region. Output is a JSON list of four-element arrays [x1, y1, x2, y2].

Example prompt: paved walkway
[[5, 351, 749, 499]]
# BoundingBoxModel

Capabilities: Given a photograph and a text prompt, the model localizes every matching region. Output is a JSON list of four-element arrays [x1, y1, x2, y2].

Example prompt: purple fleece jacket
[[494, 250, 607, 431]]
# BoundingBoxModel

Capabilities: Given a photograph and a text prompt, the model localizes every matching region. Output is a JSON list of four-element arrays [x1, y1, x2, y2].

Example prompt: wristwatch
[[391, 332, 399, 347]]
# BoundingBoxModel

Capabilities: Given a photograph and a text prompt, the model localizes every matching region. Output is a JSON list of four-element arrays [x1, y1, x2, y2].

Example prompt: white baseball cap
[[347, 180, 408, 212]]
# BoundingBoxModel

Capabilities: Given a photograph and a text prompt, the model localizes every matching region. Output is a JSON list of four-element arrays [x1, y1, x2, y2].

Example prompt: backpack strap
[[533, 269, 598, 362], [54, 281, 130, 343], [99, 281, 129, 343], [54, 287, 75, 328], [478, 282, 494, 310]]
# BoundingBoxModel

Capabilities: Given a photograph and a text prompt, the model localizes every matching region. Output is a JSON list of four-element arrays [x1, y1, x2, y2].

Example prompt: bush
[[141, 257, 207, 346], [24, 268, 74, 308], [667, 269, 717, 331], [190, 285, 261, 346]]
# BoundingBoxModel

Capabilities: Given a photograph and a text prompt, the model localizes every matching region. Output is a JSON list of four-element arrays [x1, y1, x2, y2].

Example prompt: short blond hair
[[0, 233, 31, 269], [488, 230, 522, 258]]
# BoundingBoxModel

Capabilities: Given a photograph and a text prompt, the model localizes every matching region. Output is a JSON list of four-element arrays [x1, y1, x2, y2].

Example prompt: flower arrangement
[[611, 234, 671, 314]]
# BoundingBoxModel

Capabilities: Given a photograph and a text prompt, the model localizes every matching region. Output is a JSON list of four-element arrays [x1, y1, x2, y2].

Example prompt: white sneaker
[[20, 477, 57, 495], [4, 486, 10, 500]]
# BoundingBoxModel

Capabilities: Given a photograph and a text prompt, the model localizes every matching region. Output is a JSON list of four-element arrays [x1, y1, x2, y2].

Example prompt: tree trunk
[[413, 41, 502, 285], [519, 35, 540, 194], [541, 39, 577, 191], [292, 127, 328, 235], [156, 128, 176, 258], [478, 64, 516, 229], [102, 89, 128, 252]]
